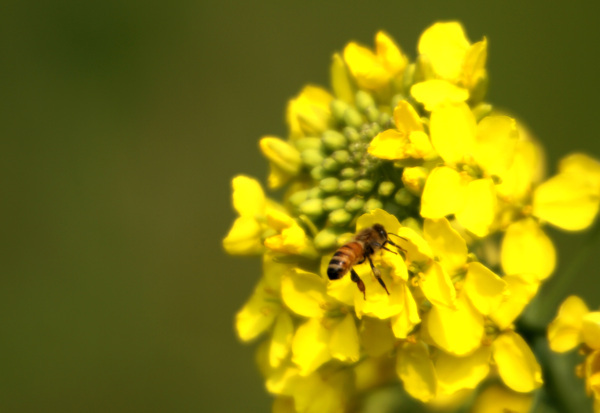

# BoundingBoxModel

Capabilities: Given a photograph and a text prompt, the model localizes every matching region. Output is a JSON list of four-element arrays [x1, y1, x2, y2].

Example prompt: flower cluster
[[224, 22, 600, 412], [549, 296, 600, 412]]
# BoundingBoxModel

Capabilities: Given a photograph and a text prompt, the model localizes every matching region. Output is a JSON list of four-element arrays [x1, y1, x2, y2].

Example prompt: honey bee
[[327, 224, 403, 299]]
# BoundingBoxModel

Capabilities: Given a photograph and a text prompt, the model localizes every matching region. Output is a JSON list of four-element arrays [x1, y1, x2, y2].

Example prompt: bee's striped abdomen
[[327, 242, 363, 280]]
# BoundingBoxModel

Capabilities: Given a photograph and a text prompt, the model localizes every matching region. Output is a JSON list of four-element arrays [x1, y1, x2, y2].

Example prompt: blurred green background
[[2, 1, 600, 412]]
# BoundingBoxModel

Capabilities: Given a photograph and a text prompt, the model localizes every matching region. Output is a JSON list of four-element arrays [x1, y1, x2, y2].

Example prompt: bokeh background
[[2, 1, 600, 412]]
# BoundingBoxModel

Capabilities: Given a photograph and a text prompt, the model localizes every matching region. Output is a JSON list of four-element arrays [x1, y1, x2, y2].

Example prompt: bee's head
[[372, 223, 387, 239]]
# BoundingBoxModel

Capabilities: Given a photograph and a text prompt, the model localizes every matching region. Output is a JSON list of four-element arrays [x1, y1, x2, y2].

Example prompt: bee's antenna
[[388, 232, 407, 241]]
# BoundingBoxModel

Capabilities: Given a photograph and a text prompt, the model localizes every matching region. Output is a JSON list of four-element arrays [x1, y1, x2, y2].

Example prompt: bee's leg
[[384, 239, 406, 258], [350, 268, 366, 300], [368, 256, 390, 295]]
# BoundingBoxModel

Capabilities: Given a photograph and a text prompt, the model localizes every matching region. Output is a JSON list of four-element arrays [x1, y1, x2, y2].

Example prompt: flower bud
[[365, 106, 380, 123], [330, 99, 350, 122], [288, 189, 309, 209], [378, 181, 396, 197], [331, 150, 351, 165], [363, 198, 383, 212], [322, 157, 341, 173], [344, 107, 364, 129], [310, 166, 325, 181], [295, 137, 323, 152], [402, 167, 428, 194], [314, 228, 340, 250], [356, 179, 375, 194], [343, 126, 361, 143], [394, 188, 414, 206], [319, 177, 340, 193], [329, 209, 353, 226], [259, 137, 302, 175], [340, 167, 358, 179], [345, 196, 365, 212], [323, 196, 346, 211], [355, 90, 376, 113], [322, 130, 348, 151], [299, 198, 324, 218], [302, 148, 324, 168], [339, 180, 356, 195]]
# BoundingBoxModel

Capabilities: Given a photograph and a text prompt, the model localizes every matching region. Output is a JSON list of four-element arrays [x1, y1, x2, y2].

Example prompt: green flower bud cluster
[[291, 90, 421, 249]]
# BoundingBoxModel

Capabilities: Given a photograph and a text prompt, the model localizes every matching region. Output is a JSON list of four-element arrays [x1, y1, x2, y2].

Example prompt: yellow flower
[[225, 22, 600, 412]]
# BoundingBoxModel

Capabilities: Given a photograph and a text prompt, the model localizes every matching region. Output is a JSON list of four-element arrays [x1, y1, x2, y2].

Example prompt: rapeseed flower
[[224, 21, 600, 412]]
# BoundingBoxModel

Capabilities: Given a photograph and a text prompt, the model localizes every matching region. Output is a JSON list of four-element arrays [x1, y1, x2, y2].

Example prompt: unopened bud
[[363, 198, 383, 212], [322, 157, 341, 173], [319, 177, 340, 193], [343, 126, 361, 143], [299, 198, 324, 218], [356, 179, 375, 194], [259, 137, 302, 176], [345, 196, 365, 212], [402, 167, 428, 194], [322, 130, 347, 151], [302, 148, 324, 168], [323, 196, 346, 211], [314, 228, 340, 250], [329, 209, 353, 226], [310, 166, 325, 181], [330, 99, 350, 122], [394, 188, 414, 206], [339, 180, 356, 195], [378, 181, 395, 197], [340, 167, 358, 180], [355, 90, 376, 113], [344, 107, 364, 129], [331, 150, 350, 165], [288, 189, 309, 209]]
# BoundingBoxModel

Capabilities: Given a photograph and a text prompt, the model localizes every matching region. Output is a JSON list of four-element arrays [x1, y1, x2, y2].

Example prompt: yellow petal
[[222, 216, 264, 255], [281, 269, 329, 318], [291, 369, 351, 413], [455, 178, 497, 237], [394, 100, 424, 134], [533, 172, 600, 231], [330, 53, 355, 103], [395, 226, 434, 265], [425, 294, 484, 356], [391, 283, 421, 339], [291, 318, 331, 376], [435, 346, 491, 395], [396, 341, 438, 402], [360, 318, 395, 357], [354, 265, 405, 319], [429, 102, 476, 164], [583, 312, 600, 350], [418, 21, 471, 80], [493, 331, 543, 392], [559, 153, 600, 189], [367, 129, 410, 160], [376, 31, 407, 79], [235, 278, 281, 342], [489, 274, 539, 330], [495, 139, 542, 201], [470, 383, 534, 413], [232, 175, 266, 217], [463, 262, 507, 316], [286, 85, 333, 137], [501, 218, 556, 281], [423, 218, 468, 275], [474, 116, 519, 177], [420, 261, 456, 309], [329, 314, 360, 362], [411, 80, 469, 111], [547, 295, 588, 352], [421, 166, 469, 219], [343, 41, 390, 90], [461, 38, 488, 91], [356, 208, 402, 234], [270, 312, 294, 368]]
